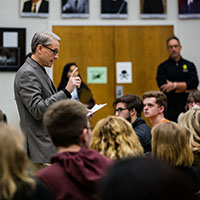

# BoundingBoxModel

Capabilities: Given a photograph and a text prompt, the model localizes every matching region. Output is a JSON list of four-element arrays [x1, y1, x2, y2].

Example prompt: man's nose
[[115, 111, 120, 116], [54, 54, 59, 59]]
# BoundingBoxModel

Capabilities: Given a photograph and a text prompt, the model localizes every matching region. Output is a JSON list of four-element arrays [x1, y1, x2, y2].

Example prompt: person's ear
[[130, 108, 136, 117], [158, 106, 165, 114], [80, 128, 88, 146], [37, 44, 43, 55]]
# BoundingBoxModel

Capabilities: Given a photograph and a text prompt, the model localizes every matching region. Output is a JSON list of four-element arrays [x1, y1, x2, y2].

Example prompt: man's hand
[[160, 80, 176, 93], [65, 67, 81, 93]]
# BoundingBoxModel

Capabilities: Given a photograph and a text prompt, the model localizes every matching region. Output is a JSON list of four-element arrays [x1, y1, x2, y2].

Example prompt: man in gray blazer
[[14, 31, 81, 171]]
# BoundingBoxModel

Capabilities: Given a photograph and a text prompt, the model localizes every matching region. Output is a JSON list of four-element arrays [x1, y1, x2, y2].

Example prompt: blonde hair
[[152, 121, 194, 167], [0, 123, 35, 200], [178, 109, 200, 152], [90, 116, 144, 160]]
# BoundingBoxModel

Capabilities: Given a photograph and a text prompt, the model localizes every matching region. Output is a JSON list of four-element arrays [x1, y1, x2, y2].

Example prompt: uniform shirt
[[156, 57, 199, 122]]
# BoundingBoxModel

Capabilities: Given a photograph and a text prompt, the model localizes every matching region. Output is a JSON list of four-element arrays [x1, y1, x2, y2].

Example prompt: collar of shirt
[[30, 57, 47, 74]]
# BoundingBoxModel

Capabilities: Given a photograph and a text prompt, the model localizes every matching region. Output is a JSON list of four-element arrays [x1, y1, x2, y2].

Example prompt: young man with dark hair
[[37, 100, 112, 200], [156, 36, 199, 122], [113, 94, 151, 153], [143, 91, 168, 127]]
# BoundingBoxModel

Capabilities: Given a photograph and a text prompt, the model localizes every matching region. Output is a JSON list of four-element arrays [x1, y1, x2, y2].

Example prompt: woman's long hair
[[152, 121, 194, 167], [0, 123, 35, 200], [57, 62, 77, 91], [90, 116, 144, 160], [178, 109, 200, 152]]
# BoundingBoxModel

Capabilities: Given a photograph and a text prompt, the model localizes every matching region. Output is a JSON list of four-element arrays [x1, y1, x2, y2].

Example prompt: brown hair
[[142, 90, 167, 112], [43, 100, 88, 147], [166, 36, 181, 46], [113, 94, 143, 117], [152, 121, 194, 167]]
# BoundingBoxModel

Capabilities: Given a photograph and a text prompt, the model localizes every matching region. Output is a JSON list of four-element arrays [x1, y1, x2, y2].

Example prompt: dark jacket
[[132, 118, 152, 153]]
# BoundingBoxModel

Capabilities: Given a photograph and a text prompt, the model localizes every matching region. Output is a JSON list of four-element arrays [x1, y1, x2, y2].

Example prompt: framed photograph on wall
[[20, 0, 49, 18], [0, 28, 26, 71], [61, 0, 89, 18], [101, 0, 128, 19], [178, 0, 200, 19], [140, 0, 167, 19]]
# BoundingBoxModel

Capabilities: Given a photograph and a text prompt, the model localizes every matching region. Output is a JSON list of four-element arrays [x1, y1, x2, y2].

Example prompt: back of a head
[[90, 115, 144, 160], [113, 94, 143, 117], [178, 109, 200, 152], [142, 90, 167, 112], [43, 100, 88, 147], [100, 157, 197, 200], [0, 123, 34, 199], [152, 121, 194, 167]]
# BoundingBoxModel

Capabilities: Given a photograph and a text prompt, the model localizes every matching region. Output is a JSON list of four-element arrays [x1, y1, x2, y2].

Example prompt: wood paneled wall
[[52, 25, 173, 126]]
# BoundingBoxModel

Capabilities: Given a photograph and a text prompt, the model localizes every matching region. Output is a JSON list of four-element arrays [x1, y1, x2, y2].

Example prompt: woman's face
[[67, 65, 79, 78]]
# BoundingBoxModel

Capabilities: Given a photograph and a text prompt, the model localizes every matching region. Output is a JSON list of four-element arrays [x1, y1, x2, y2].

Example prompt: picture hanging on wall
[[101, 0, 128, 19], [178, 0, 200, 19], [0, 28, 26, 71], [20, 0, 49, 18], [61, 0, 89, 18], [140, 0, 167, 19]]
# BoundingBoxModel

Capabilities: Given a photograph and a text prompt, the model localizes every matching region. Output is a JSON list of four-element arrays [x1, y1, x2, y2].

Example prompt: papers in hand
[[87, 103, 107, 116]]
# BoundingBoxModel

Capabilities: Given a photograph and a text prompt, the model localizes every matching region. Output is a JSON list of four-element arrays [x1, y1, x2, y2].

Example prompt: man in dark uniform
[[156, 36, 199, 122]]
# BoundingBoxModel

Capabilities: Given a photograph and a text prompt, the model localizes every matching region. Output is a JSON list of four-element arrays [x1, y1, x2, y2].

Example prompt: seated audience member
[[0, 123, 52, 200], [178, 109, 200, 177], [57, 62, 95, 109], [90, 116, 144, 160], [100, 157, 198, 200], [113, 94, 151, 153], [185, 90, 200, 110], [37, 100, 112, 200], [152, 121, 200, 193], [143, 91, 168, 127]]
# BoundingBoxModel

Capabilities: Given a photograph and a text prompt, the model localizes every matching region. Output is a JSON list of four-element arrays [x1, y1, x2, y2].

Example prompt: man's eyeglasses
[[43, 45, 59, 55], [115, 107, 128, 113]]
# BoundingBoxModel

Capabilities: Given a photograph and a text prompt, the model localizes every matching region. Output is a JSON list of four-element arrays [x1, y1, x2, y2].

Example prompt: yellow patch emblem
[[182, 64, 188, 72], [183, 64, 187, 69]]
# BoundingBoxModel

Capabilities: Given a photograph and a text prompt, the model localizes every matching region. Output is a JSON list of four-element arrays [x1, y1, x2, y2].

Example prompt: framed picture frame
[[61, 0, 89, 18], [101, 0, 128, 19], [178, 0, 200, 19], [20, 0, 49, 18], [140, 0, 167, 19], [0, 28, 26, 71]]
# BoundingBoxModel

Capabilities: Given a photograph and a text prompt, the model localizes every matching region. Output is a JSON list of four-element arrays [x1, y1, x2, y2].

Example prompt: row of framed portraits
[[20, 0, 200, 19]]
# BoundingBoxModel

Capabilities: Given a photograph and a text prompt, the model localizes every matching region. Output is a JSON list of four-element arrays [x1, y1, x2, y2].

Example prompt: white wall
[[0, 0, 200, 124]]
